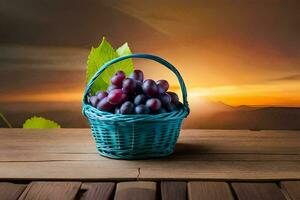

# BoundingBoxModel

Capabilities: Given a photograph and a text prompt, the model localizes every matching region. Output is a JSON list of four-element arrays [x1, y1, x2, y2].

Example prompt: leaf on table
[[23, 116, 61, 129], [86, 37, 134, 95]]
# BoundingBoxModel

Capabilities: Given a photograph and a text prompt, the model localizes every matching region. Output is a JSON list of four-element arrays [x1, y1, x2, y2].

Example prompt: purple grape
[[157, 80, 169, 94], [120, 101, 134, 114], [159, 93, 171, 105], [142, 79, 158, 97], [165, 103, 177, 112], [160, 107, 168, 113], [97, 97, 114, 112], [111, 71, 126, 87], [134, 94, 147, 105], [167, 92, 179, 105], [146, 98, 162, 111], [89, 96, 99, 107], [129, 69, 144, 82], [177, 102, 184, 109], [122, 78, 136, 94], [157, 107, 168, 114], [107, 84, 119, 92], [115, 107, 120, 114], [107, 89, 124, 105], [135, 81, 143, 94], [96, 91, 108, 101], [87, 93, 92, 103], [135, 104, 150, 114]]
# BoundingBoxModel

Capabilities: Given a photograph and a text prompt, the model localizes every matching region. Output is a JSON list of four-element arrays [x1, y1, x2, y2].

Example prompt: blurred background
[[0, 0, 300, 129]]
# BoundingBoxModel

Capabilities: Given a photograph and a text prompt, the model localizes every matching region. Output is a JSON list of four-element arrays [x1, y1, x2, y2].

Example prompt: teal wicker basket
[[82, 54, 189, 159]]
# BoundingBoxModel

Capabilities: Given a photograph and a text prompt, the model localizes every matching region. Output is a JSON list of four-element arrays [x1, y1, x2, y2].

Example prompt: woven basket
[[82, 54, 189, 159]]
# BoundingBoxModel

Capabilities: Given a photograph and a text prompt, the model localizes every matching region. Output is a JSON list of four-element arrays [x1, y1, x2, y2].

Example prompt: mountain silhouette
[[1, 101, 299, 130], [184, 106, 300, 130]]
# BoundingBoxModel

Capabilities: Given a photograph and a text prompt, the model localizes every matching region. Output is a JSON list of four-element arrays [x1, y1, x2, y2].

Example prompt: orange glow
[[0, 92, 83, 102], [174, 81, 300, 107], [1, 82, 300, 107]]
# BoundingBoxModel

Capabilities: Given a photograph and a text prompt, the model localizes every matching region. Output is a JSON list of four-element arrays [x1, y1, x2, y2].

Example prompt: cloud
[[0, 45, 88, 70], [269, 74, 300, 81]]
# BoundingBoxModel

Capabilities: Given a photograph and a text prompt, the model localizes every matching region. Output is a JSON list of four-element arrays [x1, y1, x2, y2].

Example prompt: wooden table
[[0, 129, 299, 200]]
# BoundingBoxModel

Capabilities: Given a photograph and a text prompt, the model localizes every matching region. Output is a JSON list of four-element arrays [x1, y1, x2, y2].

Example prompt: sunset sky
[[0, 0, 300, 107]]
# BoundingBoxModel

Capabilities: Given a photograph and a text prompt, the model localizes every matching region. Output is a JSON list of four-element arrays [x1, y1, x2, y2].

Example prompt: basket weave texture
[[82, 54, 189, 159]]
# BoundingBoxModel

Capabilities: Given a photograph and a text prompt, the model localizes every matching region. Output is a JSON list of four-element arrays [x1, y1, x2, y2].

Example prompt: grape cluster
[[88, 70, 182, 114]]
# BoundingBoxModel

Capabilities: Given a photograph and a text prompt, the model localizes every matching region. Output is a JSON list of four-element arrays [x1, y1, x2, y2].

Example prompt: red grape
[[157, 80, 169, 94], [143, 79, 158, 97], [107, 84, 119, 92], [122, 78, 136, 94], [107, 89, 124, 105], [97, 97, 114, 112], [129, 69, 144, 82], [167, 92, 179, 105], [90, 69, 182, 115], [146, 98, 162, 111], [111, 71, 126, 87], [115, 70, 125, 77], [120, 101, 134, 114], [120, 93, 128, 103]]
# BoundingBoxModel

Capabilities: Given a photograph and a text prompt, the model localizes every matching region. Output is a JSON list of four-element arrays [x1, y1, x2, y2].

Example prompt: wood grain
[[137, 160, 300, 180], [0, 161, 139, 180], [188, 181, 234, 200], [18, 181, 81, 200], [80, 182, 115, 200], [0, 182, 27, 200], [161, 181, 186, 200], [114, 181, 156, 200], [0, 129, 299, 180], [231, 182, 287, 200], [280, 181, 300, 200]]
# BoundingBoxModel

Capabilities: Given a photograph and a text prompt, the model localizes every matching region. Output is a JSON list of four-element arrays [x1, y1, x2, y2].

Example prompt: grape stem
[[0, 112, 12, 128]]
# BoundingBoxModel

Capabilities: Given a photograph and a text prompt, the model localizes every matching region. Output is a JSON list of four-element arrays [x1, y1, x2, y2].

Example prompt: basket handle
[[83, 54, 189, 110]]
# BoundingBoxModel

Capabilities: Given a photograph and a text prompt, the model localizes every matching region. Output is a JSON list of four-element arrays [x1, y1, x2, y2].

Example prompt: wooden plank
[[1, 152, 299, 162], [0, 161, 139, 180], [0, 129, 299, 155], [0, 129, 299, 180], [114, 181, 156, 200], [0, 182, 27, 200], [161, 181, 186, 200], [231, 182, 287, 200], [138, 160, 300, 180], [18, 181, 81, 200], [280, 181, 300, 200], [188, 181, 234, 200], [80, 182, 115, 200]]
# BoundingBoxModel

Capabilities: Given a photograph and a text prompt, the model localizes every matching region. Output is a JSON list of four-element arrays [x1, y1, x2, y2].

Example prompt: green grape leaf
[[86, 37, 118, 94], [23, 116, 61, 129], [116, 42, 131, 56], [86, 37, 134, 95], [116, 42, 134, 76]]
